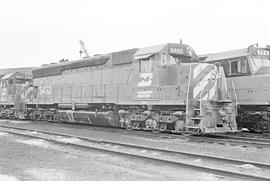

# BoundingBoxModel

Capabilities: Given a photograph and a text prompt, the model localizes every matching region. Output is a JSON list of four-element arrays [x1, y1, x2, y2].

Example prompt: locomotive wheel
[[50, 114, 59, 122], [150, 121, 160, 133], [193, 129, 202, 135], [158, 123, 167, 132], [144, 118, 159, 133], [187, 127, 202, 135], [120, 121, 126, 128], [122, 119, 132, 130], [131, 121, 140, 129], [29, 112, 34, 120]]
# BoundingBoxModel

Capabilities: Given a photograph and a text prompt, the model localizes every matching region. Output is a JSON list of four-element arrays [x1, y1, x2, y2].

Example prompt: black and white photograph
[[0, 0, 269, 180]]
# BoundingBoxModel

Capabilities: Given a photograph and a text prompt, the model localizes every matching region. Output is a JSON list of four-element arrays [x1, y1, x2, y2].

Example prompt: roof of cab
[[134, 44, 166, 60], [200, 48, 249, 62], [1, 72, 15, 80]]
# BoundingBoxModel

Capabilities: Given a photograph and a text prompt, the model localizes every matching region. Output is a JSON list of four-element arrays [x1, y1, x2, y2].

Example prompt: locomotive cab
[[0, 72, 32, 119], [0, 72, 31, 102], [200, 45, 270, 132], [132, 43, 199, 100], [131, 43, 237, 133]]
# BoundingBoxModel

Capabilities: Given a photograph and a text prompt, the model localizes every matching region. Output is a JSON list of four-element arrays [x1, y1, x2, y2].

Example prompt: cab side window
[[241, 60, 247, 73], [1, 80, 7, 88], [33, 86, 38, 99], [230, 61, 239, 74], [139, 58, 152, 73], [220, 59, 249, 77], [8, 79, 13, 85], [160, 53, 167, 66], [227, 59, 248, 76], [160, 53, 180, 66]]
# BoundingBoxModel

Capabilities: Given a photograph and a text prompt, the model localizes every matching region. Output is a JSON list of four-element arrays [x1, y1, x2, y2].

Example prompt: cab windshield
[[160, 53, 180, 65], [251, 56, 270, 73]]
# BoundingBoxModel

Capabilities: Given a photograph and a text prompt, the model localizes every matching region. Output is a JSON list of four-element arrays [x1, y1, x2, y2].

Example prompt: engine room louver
[[111, 48, 139, 66], [32, 56, 110, 78]]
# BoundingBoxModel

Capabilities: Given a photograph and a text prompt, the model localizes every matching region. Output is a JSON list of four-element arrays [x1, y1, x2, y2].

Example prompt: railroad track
[[0, 125, 269, 180], [191, 133, 270, 148], [224, 132, 270, 142], [1, 119, 269, 148], [122, 128, 270, 148]]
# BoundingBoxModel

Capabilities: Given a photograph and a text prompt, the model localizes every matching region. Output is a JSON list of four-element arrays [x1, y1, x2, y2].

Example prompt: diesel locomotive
[[0, 42, 238, 134], [200, 44, 270, 132]]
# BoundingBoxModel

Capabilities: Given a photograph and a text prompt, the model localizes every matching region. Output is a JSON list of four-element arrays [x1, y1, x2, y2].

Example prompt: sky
[[0, 0, 269, 68]]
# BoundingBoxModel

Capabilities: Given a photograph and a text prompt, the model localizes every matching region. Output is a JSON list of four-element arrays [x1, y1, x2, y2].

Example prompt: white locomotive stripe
[[202, 80, 217, 100], [193, 70, 216, 98], [202, 94, 208, 101], [193, 64, 209, 79], [209, 80, 217, 99]]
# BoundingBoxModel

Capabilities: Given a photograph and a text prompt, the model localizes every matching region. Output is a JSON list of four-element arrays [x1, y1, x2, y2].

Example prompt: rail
[[191, 134, 270, 148]]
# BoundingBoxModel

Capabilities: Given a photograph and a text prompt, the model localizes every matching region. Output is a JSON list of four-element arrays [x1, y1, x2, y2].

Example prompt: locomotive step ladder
[[190, 100, 202, 125]]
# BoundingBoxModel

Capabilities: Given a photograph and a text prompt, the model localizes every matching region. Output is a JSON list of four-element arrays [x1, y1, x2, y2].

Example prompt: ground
[[0, 120, 268, 181]]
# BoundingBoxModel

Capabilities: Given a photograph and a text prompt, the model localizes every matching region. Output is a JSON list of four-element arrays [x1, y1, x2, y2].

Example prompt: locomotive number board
[[170, 47, 184, 55], [253, 49, 270, 58]]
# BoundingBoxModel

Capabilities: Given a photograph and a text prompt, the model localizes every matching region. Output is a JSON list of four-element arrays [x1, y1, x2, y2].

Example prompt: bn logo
[[138, 73, 153, 87]]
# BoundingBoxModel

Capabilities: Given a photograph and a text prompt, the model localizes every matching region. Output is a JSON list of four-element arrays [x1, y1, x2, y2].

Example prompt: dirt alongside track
[[0, 130, 220, 181]]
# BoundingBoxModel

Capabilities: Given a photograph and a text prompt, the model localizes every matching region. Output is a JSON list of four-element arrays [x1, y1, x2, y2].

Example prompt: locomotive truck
[[200, 44, 270, 132], [0, 42, 238, 134]]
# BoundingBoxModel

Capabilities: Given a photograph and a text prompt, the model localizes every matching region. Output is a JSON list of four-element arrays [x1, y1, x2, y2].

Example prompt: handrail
[[229, 80, 238, 115], [229, 80, 238, 105], [185, 64, 192, 116]]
